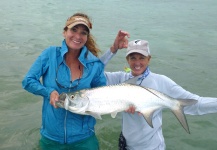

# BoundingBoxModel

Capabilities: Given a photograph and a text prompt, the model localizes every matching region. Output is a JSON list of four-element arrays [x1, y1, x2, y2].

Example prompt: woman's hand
[[125, 105, 142, 115], [125, 105, 136, 114], [110, 30, 130, 53], [50, 90, 59, 108]]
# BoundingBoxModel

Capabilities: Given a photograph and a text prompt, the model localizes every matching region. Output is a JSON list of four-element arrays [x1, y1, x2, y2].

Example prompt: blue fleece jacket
[[22, 40, 106, 144]]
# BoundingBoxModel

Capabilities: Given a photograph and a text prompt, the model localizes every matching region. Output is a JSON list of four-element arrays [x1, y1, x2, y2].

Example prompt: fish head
[[66, 90, 90, 113]]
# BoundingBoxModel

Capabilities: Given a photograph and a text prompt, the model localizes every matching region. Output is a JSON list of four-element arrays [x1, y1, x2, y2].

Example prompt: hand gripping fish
[[56, 77, 197, 134]]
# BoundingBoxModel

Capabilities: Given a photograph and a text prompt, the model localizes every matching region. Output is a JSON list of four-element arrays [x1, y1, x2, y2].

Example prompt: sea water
[[0, 0, 217, 149]]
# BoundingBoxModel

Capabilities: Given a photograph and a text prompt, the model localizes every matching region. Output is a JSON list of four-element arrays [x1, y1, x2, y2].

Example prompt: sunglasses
[[55, 62, 81, 89]]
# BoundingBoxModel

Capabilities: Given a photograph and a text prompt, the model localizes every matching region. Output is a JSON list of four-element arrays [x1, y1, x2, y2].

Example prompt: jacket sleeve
[[160, 75, 217, 115], [22, 48, 55, 98], [90, 61, 107, 88]]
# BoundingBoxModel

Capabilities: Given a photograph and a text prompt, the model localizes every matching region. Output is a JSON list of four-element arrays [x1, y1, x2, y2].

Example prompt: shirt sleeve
[[22, 48, 55, 99], [184, 97, 217, 115], [104, 71, 130, 85], [100, 49, 130, 85], [160, 75, 217, 115], [99, 49, 116, 66]]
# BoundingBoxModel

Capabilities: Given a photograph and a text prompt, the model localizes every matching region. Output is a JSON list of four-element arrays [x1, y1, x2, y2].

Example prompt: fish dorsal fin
[[86, 111, 102, 120], [124, 75, 143, 85], [111, 111, 118, 118]]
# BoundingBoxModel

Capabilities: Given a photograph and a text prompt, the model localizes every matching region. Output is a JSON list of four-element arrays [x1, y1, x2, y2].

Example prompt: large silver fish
[[56, 79, 197, 134]]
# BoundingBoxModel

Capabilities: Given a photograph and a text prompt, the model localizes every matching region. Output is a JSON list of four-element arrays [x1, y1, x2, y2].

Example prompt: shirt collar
[[129, 66, 150, 80]]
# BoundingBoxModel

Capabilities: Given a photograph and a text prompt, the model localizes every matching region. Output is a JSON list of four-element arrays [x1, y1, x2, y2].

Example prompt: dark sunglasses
[[55, 62, 81, 89]]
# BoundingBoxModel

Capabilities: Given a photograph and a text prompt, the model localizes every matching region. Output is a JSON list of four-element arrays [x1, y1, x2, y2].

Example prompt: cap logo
[[126, 40, 150, 57], [134, 40, 141, 45]]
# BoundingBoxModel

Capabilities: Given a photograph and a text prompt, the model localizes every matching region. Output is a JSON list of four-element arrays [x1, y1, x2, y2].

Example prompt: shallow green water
[[0, 0, 217, 149]]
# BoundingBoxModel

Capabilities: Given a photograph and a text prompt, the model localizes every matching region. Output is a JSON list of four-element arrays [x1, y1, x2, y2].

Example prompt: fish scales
[[84, 84, 174, 113], [56, 83, 197, 133]]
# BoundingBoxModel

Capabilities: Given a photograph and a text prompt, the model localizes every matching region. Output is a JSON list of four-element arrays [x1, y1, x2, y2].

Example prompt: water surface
[[0, 0, 217, 149]]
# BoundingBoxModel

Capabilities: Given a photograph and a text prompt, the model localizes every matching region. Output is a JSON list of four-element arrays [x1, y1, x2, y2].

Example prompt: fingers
[[122, 38, 129, 48], [125, 106, 142, 116], [119, 30, 130, 38], [116, 30, 130, 49], [50, 91, 59, 108], [111, 30, 130, 53], [118, 41, 128, 50], [138, 112, 142, 116], [125, 105, 136, 114]]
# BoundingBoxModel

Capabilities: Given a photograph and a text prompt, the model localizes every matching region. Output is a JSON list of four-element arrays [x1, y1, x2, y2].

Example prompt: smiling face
[[63, 24, 89, 51], [126, 53, 151, 76]]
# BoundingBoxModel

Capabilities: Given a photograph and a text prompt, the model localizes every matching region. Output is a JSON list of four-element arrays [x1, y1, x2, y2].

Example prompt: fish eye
[[70, 95, 75, 99]]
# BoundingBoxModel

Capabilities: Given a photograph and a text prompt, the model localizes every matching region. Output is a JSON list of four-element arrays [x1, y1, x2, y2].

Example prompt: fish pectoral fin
[[111, 112, 118, 118], [86, 111, 102, 120], [140, 108, 159, 128]]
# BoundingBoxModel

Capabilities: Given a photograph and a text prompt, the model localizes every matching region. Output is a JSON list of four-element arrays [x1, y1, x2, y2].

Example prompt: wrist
[[110, 45, 117, 53]]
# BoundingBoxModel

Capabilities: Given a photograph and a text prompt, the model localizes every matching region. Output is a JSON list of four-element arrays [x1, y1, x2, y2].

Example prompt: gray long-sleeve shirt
[[100, 49, 217, 150]]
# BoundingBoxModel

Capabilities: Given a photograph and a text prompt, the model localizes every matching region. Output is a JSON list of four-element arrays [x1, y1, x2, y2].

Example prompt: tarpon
[[56, 79, 197, 134]]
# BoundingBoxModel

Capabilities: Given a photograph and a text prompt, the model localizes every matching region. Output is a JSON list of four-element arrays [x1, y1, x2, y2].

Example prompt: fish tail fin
[[172, 99, 198, 134], [178, 99, 198, 107]]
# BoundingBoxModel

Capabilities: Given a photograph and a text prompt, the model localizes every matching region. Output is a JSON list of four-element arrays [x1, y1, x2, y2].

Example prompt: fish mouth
[[55, 93, 67, 108], [59, 93, 67, 100], [56, 100, 65, 108]]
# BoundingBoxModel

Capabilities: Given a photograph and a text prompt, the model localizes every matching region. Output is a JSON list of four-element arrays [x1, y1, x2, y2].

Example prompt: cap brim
[[126, 49, 149, 57], [67, 22, 90, 31]]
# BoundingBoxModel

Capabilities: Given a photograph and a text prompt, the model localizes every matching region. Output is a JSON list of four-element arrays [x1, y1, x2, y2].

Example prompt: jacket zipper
[[64, 110, 67, 143], [64, 81, 73, 143]]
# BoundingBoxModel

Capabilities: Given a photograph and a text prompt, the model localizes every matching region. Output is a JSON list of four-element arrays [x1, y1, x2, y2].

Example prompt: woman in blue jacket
[[22, 12, 129, 150]]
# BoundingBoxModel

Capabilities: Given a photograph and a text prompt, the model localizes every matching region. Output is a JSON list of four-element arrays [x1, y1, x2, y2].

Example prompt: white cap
[[126, 40, 150, 57]]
